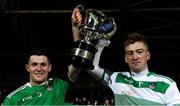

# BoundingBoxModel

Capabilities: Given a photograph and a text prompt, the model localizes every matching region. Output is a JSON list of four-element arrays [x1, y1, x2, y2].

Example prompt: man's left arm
[[166, 82, 180, 106]]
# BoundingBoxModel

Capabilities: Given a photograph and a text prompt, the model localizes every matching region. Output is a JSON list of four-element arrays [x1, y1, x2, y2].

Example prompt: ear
[[125, 56, 128, 63], [147, 51, 150, 60], [48, 64, 52, 72], [25, 64, 30, 72]]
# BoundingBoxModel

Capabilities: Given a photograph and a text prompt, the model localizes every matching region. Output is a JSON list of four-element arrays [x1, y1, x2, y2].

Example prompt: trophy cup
[[71, 5, 117, 70]]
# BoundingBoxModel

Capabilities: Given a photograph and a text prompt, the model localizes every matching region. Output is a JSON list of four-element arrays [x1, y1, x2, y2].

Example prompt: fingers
[[96, 39, 111, 48], [72, 8, 83, 27]]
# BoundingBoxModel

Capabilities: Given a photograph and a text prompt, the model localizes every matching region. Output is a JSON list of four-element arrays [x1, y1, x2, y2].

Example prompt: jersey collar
[[131, 68, 149, 77], [26, 81, 48, 87]]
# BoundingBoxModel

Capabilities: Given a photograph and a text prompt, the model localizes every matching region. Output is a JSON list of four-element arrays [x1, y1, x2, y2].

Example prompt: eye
[[136, 49, 144, 54], [126, 51, 133, 56], [31, 63, 38, 66], [41, 63, 48, 67]]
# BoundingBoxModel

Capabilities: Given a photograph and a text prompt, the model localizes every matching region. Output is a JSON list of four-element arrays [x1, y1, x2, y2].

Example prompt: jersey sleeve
[[3, 95, 17, 105], [165, 81, 180, 106], [85, 45, 113, 85]]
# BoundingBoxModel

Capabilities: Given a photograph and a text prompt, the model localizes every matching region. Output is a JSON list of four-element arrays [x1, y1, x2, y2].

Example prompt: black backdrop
[[1, 0, 180, 102]]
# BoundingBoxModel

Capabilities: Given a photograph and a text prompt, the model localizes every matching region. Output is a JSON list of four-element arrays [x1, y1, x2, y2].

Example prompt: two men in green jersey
[[72, 7, 180, 105]]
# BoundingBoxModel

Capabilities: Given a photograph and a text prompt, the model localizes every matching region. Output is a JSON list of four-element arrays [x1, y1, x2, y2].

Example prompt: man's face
[[26, 55, 51, 86], [125, 42, 150, 72]]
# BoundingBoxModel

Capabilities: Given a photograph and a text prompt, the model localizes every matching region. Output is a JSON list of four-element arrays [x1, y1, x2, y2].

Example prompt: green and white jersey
[[91, 46, 180, 105], [3, 77, 69, 105], [107, 70, 180, 105]]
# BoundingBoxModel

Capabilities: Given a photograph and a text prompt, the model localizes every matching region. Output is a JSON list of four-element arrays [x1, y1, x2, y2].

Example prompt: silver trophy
[[71, 5, 117, 69]]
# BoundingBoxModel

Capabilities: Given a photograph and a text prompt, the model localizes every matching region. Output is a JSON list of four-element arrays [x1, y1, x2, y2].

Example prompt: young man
[[3, 49, 80, 105], [71, 8, 180, 105]]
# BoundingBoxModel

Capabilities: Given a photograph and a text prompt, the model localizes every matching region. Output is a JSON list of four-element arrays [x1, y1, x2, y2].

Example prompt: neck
[[131, 68, 149, 77], [30, 80, 48, 86]]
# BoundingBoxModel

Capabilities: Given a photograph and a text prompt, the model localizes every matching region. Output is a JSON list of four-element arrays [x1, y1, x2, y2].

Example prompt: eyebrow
[[126, 48, 144, 52], [29, 61, 49, 64]]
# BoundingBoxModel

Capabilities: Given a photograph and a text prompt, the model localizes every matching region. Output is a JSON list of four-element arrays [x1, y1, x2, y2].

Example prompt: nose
[[132, 52, 139, 60], [36, 64, 43, 70]]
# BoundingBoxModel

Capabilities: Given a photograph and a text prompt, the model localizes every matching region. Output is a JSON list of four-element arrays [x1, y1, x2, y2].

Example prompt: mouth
[[34, 71, 45, 75], [132, 62, 141, 65]]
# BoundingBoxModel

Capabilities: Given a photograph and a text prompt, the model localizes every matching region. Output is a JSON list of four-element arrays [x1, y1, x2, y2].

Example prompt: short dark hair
[[26, 48, 51, 63], [123, 32, 149, 50]]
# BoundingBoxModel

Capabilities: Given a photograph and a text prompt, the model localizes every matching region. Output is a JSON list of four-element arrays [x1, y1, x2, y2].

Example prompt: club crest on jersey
[[148, 82, 156, 89], [37, 92, 42, 97], [47, 78, 53, 91]]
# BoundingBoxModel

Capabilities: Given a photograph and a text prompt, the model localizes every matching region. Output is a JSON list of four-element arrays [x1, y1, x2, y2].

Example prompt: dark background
[[1, 0, 180, 102]]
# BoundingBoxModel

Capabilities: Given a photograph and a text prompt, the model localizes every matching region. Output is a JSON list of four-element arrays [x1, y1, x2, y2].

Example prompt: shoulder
[[5, 83, 28, 99], [50, 78, 69, 94], [112, 71, 131, 78], [110, 71, 131, 80], [148, 72, 175, 84], [51, 77, 69, 86], [52, 77, 68, 82]]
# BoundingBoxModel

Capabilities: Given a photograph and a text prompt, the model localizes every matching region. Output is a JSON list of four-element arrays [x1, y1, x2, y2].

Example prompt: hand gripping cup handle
[[71, 4, 117, 70]]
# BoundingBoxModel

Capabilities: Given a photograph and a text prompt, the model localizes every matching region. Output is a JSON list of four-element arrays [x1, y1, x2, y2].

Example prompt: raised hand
[[71, 8, 83, 42]]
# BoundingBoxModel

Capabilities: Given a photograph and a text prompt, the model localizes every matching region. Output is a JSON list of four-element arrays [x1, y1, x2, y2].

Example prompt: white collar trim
[[131, 68, 149, 77]]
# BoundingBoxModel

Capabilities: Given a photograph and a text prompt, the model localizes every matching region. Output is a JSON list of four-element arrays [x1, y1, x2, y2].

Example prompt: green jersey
[[3, 78, 69, 105]]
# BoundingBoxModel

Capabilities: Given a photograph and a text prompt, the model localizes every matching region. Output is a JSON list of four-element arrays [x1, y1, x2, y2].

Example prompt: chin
[[132, 68, 141, 72], [36, 80, 46, 84], [34, 77, 46, 83]]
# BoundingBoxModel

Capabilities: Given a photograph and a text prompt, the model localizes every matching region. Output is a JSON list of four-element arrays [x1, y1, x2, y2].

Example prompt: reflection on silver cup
[[71, 40, 96, 69], [71, 5, 116, 69]]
